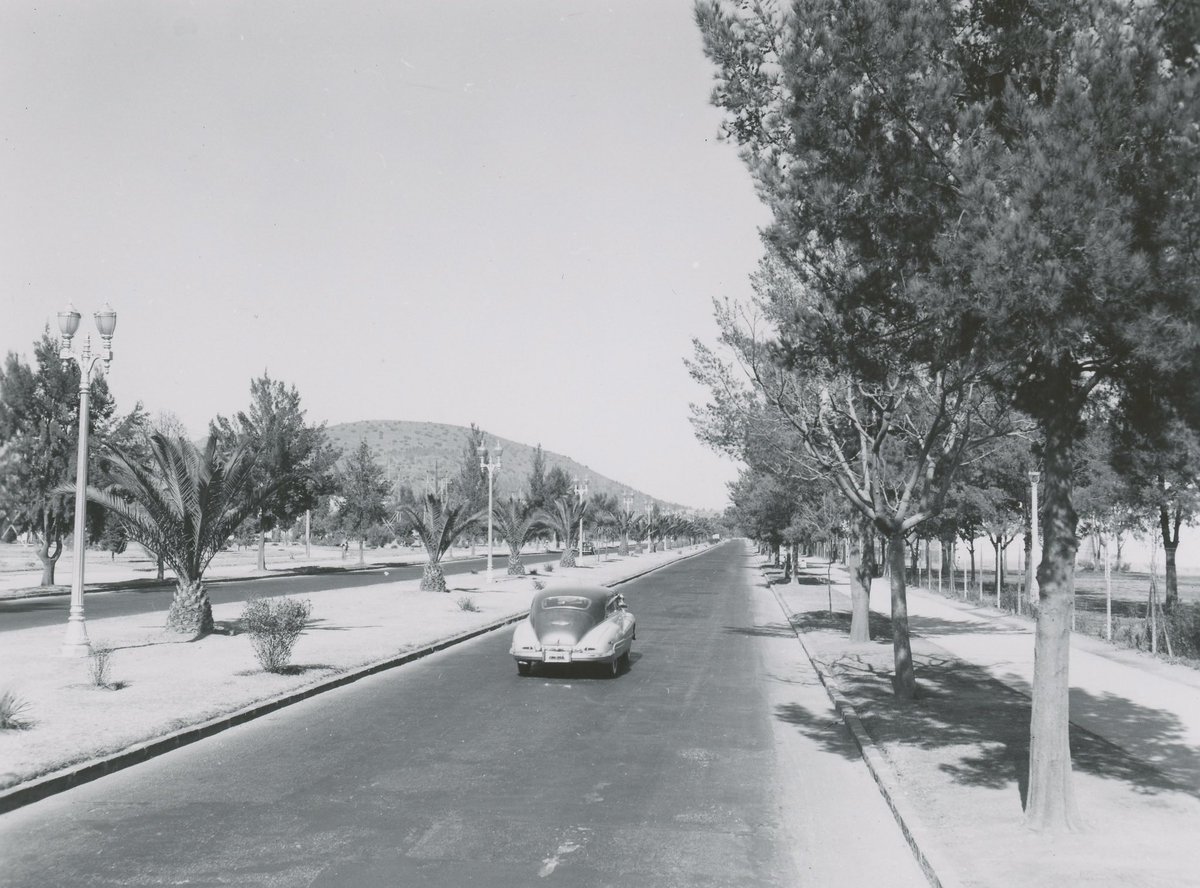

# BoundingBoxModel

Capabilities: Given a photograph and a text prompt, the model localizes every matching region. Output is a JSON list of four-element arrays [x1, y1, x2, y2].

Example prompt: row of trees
[[0, 339, 713, 632], [692, 0, 1200, 832]]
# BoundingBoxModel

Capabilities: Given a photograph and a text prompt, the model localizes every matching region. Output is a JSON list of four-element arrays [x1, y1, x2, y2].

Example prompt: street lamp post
[[1028, 470, 1041, 604], [573, 477, 589, 558], [644, 500, 653, 554], [57, 302, 116, 657], [477, 441, 503, 584]]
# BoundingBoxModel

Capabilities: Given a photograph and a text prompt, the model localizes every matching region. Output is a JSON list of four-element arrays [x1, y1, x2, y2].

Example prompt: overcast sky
[[0, 1, 766, 511]]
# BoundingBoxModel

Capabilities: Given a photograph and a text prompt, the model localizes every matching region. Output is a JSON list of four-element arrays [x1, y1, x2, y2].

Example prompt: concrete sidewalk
[[768, 560, 1200, 888]]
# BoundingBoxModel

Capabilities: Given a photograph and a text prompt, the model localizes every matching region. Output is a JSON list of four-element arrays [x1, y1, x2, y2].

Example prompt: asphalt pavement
[[0, 551, 566, 633], [0, 543, 926, 887]]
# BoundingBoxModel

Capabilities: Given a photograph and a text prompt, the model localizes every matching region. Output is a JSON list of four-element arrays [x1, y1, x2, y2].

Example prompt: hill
[[324, 420, 688, 511]]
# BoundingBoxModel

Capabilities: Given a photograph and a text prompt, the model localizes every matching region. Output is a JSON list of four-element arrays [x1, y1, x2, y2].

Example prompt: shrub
[[88, 644, 113, 688], [456, 595, 480, 612], [241, 597, 312, 673], [0, 690, 32, 730], [529, 568, 539, 576], [533, 578, 546, 591], [544, 564, 554, 573]]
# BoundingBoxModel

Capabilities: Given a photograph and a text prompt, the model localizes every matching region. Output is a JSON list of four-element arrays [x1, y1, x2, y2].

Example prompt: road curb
[[761, 564, 966, 888], [0, 545, 716, 815]]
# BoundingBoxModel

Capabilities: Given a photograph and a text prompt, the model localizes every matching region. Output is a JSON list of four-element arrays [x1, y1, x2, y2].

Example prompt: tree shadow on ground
[[723, 621, 799, 639], [235, 663, 337, 676], [775, 627, 1199, 804]]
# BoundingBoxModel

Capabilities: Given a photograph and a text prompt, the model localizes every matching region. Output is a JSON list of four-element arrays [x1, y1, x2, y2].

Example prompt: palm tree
[[609, 508, 641, 556], [492, 497, 540, 575], [74, 433, 263, 638], [536, 496, 587, 568], [399, 492, 482, 592]]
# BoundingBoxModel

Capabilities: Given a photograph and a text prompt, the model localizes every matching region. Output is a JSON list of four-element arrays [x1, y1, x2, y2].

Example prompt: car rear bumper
[[510, 647, 619, 664]]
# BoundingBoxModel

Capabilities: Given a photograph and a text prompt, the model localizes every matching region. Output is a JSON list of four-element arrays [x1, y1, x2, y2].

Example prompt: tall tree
[[337, 440, 391, 565], [0, 331, 118, 585], [491, 497, 540, 575], [75, 433, 264, 636], [449, 423, 489, 515], [526, 444, 548, 509], [697, 0, 1200, 831], [930, 3, 1200, 829], [536, 496, 587, 568], [211, 374, 340, 571], [399, 492, 482, 592]]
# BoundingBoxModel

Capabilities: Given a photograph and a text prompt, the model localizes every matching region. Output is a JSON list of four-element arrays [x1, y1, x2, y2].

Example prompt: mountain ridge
[[324, 420, 693, 512]]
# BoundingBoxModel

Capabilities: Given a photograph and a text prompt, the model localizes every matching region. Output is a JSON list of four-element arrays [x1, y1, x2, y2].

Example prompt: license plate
[[544, 649, 571, 663]]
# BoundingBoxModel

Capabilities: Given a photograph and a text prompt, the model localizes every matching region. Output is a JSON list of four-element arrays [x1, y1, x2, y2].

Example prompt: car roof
[[531, 585, 615, 607]]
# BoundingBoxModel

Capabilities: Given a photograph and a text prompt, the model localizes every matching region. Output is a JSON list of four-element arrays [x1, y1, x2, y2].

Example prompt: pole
[[61, 342, 93, 657], [305, 510, 311, 559], [486, 464, 494, 584]]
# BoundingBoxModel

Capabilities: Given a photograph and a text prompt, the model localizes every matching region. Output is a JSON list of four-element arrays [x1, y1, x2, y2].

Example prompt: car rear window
[[540, 595, 592, 610]]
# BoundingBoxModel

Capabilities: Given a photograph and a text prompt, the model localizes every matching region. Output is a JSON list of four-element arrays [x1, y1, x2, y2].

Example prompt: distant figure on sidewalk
[[341, 539, 349, 560]]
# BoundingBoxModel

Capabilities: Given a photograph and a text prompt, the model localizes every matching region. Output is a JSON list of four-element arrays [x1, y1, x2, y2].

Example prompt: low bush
[[241, 596, 312, 673], [0, 690, 32, 730], [88, 644, 114, 688], [456, 595, 480, 613], [544, 564, 554, 573], [533, 579, 546, 591]]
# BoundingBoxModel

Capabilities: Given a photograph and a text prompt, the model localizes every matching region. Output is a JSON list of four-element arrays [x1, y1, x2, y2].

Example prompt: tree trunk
[[166, 579, 213, 637], [993, 539, 1001, 608], [257, 521, 267, 571], [507, 552, 525, 576], [421, 561, 446, 593], [37, 534, 62, 586], [1023, 530, 1034, 611], [848, 517, 874, 643], [888, 530, 917, 700], [559, 547, 577, 569], [1160, 502, 1180, 610], [358, 538, 365, 565], [156, 552, 165, 581], [619, 533, 629, 557], [1025, 416, 1082, 832]]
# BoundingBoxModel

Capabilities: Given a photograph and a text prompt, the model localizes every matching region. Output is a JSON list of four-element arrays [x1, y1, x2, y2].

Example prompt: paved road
[[0, 543, 925, 887], [0, 551, 569, 633]]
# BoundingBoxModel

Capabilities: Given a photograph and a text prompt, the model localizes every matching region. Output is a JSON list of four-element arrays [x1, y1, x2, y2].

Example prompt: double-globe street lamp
[[57, 302, 117, 657], [573, 477, 589, 558], [477, 441, 502, 583]]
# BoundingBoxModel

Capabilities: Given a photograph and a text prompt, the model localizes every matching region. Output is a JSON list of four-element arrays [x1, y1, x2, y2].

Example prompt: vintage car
[[510, 585, 635, 677]]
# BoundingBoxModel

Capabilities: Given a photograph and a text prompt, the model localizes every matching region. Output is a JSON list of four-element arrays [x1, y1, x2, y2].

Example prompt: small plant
[[456, 595, 480, 612], [529, 568, 539, 576], [532, 578, 546, 591], [0, 690, 32, 730], [544, 563, 554, 573], [88, 644, 113, 688], [241, 596, 312, 673]]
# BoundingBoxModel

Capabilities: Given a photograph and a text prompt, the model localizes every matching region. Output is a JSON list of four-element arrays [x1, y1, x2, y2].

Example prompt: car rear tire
[[619, 650, 630, 672], [517, 661, 532, 676]]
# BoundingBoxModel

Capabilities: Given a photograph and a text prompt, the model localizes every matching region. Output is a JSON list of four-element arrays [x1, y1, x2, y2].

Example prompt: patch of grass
[[0, 690, 32, 730], [456, 595, 480, 612]]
